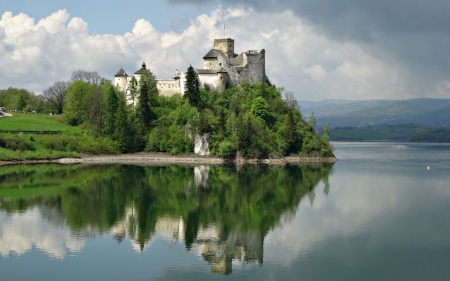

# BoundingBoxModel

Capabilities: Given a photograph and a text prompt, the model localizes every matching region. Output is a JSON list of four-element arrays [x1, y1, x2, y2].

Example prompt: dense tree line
[[0, 88, 45, 113], [0, 70, 103, 114]]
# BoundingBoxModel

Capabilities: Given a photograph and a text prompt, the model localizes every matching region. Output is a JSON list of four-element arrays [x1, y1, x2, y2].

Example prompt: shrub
[[0, 134, 35, 151]]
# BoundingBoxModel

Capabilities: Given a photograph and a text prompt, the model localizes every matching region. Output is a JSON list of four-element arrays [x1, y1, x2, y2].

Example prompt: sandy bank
[[0, 152, 336, 166]]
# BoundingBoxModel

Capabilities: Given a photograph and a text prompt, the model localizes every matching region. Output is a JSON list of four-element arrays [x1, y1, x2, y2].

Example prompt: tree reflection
[[0, 163, 333, 274]]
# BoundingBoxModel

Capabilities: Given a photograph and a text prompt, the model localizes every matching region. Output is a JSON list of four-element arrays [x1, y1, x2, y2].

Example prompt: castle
[[114, 38, 265, 102]]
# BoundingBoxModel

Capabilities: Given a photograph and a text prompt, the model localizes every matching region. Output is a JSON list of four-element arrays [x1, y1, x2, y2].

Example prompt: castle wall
[[157, 80, 182, 97], [211, 49, 265, 87], [198, 73, 219, 88], [204, 58, 221, 69]]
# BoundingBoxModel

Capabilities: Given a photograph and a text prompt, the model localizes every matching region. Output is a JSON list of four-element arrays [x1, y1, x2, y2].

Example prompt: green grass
[[0, 113, 82, 132], [0, 146, 79, 160]]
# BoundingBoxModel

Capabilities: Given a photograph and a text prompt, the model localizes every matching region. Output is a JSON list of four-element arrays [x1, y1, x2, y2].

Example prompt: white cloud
[[303, 65, 327, 82], [0, 8, 439, 99]]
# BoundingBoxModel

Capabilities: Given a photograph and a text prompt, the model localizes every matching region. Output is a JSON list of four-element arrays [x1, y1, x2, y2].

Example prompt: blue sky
[[2, 0, 217, 34], [1, 0, 450, 100]]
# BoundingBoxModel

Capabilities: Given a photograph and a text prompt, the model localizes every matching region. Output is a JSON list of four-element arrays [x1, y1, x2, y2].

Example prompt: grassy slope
[[0, 113, 81, 132], [0, 113, 84, 160]]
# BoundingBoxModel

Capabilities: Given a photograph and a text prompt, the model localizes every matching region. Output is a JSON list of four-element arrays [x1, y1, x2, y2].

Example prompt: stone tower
[[214, 38, 235, 58]]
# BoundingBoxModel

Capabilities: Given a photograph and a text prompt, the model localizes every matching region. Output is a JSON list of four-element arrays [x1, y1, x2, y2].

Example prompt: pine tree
[[184, 65, 202, 109], [136, 74, 151, 133]]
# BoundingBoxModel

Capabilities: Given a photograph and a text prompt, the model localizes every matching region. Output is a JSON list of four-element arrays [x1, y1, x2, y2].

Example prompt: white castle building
[[114, 38, 265, 104]]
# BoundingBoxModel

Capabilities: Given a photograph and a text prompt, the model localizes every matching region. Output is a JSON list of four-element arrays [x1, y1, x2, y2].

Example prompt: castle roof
[[114, 67, 128, 77], [202, 49, 222, 59], [196, 68, 227, 74], [134, 62, 150, 75]]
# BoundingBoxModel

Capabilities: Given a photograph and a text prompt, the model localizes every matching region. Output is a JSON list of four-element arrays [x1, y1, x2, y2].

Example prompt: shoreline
[[0, 152, 337, 166]]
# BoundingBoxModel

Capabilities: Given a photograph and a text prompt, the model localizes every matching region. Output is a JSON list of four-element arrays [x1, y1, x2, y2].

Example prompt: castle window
[[220, 63, 222, 66], [238, 71, 240, 74]]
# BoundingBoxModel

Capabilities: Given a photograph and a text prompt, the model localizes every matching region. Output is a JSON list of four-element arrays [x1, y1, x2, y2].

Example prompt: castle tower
[[114, 67, 128, 92], [134, 62, 150, 83], [214, 38, 234, 58]]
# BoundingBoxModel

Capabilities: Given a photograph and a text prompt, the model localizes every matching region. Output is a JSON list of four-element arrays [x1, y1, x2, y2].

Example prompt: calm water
[[1, 142, 450, 281]]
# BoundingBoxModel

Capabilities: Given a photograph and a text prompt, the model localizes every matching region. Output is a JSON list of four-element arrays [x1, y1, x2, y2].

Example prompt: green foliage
[[2, 74, 333, 159], [0, 133, 35, 151], [180, 83, 333, 158], [114, 92, 137, 152], [184, 65, 202, 109], [65, 81, 95, 126], [0, 88, 33, 111], [136, 72, 158, 134], [146, 124, 193, 154], [322, 123, 331, 143], [127, 76, 139, 108], [104, 86, 119, 136], [250, 96, 273, 125], [38, 132, 119, 154]]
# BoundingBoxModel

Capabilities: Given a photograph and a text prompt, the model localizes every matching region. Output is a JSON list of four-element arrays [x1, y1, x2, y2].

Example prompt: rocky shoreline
[[0, 152, 337, 166]]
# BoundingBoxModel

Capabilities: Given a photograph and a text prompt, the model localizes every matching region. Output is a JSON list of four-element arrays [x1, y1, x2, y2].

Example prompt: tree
[[308, 111, 316, 129], [136, 72, 157, 133], [322, 123, 331, 141], [104, 86, 119, 136], [71, 70, 103, 85], [285, 110, 298, 153], [250, 96, 271, 124], [184, 65, 202, 109], [284, 91, 299, 111], [1, 88, 33, 111], [43, 81, 70, 114], [114, 92, 132, 152], [127, 76, 138, 108], [87, 85, 106, 137], [65, 81, 94, 125]]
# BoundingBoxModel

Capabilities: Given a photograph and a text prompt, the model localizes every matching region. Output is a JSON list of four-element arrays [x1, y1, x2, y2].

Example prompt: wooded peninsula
[[0, 69, 335, 163]]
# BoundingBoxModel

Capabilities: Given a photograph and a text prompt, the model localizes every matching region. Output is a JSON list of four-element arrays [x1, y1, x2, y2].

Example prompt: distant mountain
[[298, 98, 450, 128]]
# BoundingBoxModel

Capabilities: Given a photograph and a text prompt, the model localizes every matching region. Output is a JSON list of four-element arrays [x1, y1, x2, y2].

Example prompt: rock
[[194, 134, 210, 156]]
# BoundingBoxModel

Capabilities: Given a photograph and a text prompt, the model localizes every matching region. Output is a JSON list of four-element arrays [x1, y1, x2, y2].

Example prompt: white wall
[[198, 73, 218, 88]]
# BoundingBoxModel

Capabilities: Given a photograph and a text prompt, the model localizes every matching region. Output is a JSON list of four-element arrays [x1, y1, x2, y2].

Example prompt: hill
[[299, 98, 450, 128], [0, 113, 81, 132]]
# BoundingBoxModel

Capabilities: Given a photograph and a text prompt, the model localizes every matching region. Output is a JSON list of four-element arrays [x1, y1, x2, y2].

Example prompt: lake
[[1, 142, 450, 280]]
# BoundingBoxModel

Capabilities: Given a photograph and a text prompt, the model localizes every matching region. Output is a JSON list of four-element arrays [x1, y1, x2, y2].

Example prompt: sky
[[1, 0, 450, 101]]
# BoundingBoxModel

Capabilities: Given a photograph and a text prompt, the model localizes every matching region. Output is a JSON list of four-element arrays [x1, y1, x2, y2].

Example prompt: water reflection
[[0, 163, 332, 274]]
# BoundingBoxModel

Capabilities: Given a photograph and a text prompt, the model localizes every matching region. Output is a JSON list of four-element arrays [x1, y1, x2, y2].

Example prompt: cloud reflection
[[0, 207, 85, 259]]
